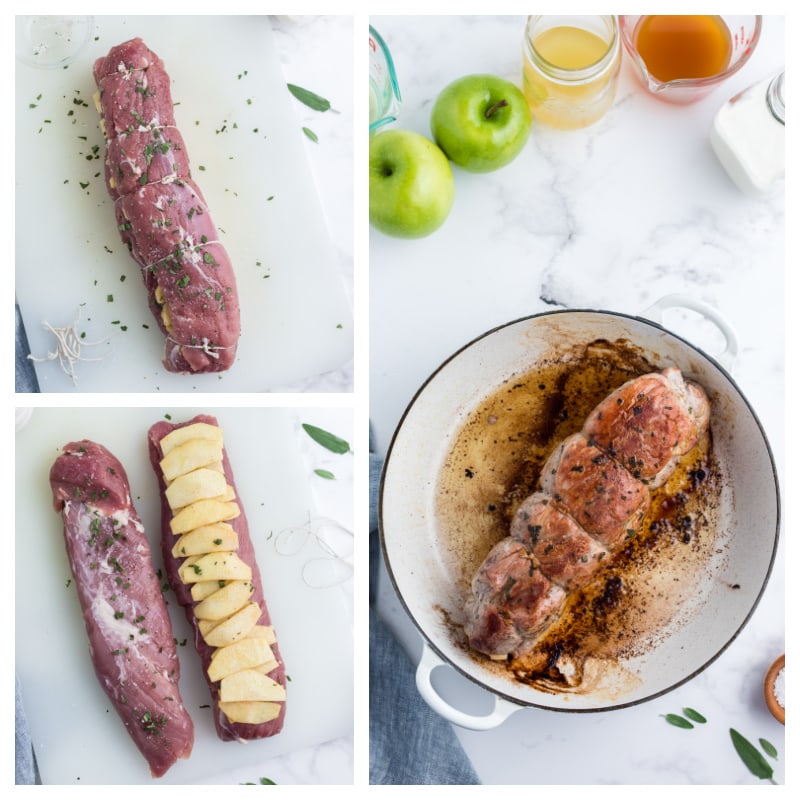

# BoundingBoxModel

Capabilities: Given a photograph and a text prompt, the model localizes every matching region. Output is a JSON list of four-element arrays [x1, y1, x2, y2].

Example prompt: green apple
[[369, 129, 455, 239], [431, 74, 532, 173]]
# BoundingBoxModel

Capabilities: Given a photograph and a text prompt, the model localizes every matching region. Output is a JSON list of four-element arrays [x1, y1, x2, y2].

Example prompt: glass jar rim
[[524, 15, 620, 82]]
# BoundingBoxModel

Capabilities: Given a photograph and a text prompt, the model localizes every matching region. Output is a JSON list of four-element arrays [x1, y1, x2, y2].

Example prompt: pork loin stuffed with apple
[[50, 440, 194, 777], [147, 415, 287, 742], [93, 38, 240, 374], [464, 367, 711, 659]]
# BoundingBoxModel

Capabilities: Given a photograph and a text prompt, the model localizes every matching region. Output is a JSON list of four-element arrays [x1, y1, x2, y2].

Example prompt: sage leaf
[[302, 126, 319, 143], [663, 713, 694, 729], [314, 468, 336, 480], [730, 728, 774, 782], [302, 423, 351, 454], [683, 707, 707, 724], [759, 738, 779, 759], [287, 83, 331, 112]]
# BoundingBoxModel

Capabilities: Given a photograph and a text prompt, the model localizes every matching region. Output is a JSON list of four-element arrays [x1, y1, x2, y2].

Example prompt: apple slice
[[170, 498, 240, 535], [178, 551, 252, 584], [201, 601, 262, 647], [219, 701, 282, 725], [159, 422, 223, 456], [191, 579, 227, 602], [220, 669, 287, 703], [194, 579, 254, 621], [160, 437, 224, 482], [165, 467, 230, 510], [207, 637, 275, 682], [172, 522, 239, 558], [245, 625, 277, 645]]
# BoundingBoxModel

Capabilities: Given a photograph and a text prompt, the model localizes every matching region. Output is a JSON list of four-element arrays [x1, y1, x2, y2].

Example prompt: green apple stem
[[484, 98, 509, 119]]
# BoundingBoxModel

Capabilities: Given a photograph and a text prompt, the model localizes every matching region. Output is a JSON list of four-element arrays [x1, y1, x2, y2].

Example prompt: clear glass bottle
[[710, 71, 785, 194], [522, 15, 621, 129]]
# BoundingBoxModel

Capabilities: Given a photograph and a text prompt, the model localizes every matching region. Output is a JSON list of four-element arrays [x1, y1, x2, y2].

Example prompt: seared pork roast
[[464, 367, 711, 658]]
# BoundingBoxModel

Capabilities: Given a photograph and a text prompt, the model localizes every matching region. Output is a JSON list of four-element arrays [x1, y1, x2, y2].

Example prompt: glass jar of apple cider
[[522, 15, 621, 129]]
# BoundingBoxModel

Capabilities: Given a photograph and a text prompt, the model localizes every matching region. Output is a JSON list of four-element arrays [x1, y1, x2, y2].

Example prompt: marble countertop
[[369, 15, 785, 785]]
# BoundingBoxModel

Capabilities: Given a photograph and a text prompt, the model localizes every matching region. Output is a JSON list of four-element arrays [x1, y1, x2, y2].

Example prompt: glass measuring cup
[[369, 26, 401, 134], [619, 15, 762, 104]]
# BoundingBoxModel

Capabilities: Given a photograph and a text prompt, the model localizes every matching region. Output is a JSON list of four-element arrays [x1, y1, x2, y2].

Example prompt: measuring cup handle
[[415, 641, 519, 731], [640, 293, 738, 372]]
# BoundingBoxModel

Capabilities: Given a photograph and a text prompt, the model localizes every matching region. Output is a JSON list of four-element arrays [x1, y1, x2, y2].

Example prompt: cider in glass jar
[[522, 15, 621, 129]]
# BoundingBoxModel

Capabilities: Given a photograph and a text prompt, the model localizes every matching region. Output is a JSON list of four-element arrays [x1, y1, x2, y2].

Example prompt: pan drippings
[[435, 339, 722, 696]]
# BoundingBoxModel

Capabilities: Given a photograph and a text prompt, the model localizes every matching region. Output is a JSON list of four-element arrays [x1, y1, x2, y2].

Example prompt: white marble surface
[[370, 15, 786, 785]]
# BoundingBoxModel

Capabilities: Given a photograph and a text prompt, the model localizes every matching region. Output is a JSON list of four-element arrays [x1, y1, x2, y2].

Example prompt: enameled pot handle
[[415, 641, 520, 730], [640, 294, 738, 372]]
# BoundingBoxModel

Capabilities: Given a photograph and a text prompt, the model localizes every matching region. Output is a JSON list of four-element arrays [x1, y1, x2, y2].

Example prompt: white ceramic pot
[[379, 295, 780, 729]]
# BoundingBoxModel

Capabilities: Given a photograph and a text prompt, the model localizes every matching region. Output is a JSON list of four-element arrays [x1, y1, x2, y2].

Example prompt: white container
[[710, 71, 785, 194]]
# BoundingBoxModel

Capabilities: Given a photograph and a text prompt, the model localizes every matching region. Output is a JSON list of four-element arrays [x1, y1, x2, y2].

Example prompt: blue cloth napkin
[[369, 447, 480, 785], [15, 302, 40, 393], [15, 675, 37, 784]]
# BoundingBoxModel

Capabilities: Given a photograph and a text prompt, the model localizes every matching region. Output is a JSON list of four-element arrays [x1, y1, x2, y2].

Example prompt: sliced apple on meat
[[194, 580, 254, 621], [207, 637, 275, 682], [170, 498, 240, 535], [191, 579, 227, 602], [159, 422, 224, 456], [166, 467, 230, 510], [172, 522, 239, 558], [219, 701, 282, 725], [201, 601, 262, 647], [160, 437, 224, 482], [245, 625, 277, 645], [220, 669, 287, 703], [178, 551, 252, 584]]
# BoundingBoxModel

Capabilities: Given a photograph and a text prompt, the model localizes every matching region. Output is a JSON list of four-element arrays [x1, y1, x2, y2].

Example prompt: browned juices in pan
[[436, 341, 722, 694]]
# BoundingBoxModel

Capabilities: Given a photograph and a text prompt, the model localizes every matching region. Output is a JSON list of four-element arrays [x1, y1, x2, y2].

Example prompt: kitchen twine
[[272, 514, 354, 589], [27, 307, 109, 386]]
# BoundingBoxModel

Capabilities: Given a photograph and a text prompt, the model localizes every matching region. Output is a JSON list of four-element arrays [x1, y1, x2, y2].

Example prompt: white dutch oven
[[379, 296, 780, 730]]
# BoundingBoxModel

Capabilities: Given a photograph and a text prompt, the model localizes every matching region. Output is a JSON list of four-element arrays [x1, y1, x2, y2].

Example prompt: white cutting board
[[15, 407, 353, 784], [15, 16, 352, 392]]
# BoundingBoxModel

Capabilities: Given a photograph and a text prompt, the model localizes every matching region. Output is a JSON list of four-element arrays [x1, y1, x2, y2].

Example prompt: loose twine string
[[271, 514, 354, 589]]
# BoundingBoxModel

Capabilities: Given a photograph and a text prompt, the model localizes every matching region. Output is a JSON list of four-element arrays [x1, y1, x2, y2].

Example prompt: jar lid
[[767, 72, 785, 125]]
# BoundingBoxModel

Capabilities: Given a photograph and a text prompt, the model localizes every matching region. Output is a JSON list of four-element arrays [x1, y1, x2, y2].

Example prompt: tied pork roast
[[464, 367, 711, 658], [93, 38, 240, 374], [50, 440, 194, 778], [147, 415, 287, 741]]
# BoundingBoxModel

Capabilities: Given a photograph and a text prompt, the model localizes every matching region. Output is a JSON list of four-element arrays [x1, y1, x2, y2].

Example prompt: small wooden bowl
[[764, 654, 785, 725]]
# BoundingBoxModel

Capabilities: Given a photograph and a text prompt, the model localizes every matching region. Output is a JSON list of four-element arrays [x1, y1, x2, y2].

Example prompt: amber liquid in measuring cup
[[633, 15, 732, 83]]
